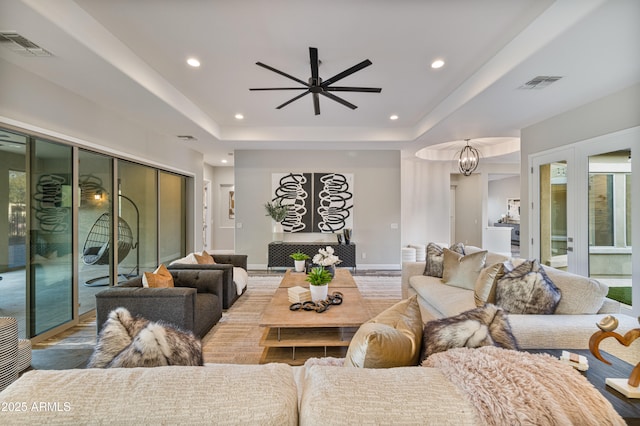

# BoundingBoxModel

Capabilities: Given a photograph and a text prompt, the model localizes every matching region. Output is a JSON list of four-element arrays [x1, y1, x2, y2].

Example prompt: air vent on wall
[[0, 31, 52, 56], [518, 75, 562, 90]]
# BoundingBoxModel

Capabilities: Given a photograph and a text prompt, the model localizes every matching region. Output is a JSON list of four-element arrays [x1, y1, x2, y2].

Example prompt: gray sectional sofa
[[402, 244, 639, 354], [95, 269, 224, 338]]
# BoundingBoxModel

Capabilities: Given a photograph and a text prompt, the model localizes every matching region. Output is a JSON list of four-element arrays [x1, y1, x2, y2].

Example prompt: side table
[[526, 349, 639, 422]]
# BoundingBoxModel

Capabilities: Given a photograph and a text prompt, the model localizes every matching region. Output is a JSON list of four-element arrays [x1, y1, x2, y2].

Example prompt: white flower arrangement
[[312, 246, 342, 267]]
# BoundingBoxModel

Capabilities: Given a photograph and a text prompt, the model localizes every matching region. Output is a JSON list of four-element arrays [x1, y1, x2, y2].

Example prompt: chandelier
[[457, 139, 480, 176]]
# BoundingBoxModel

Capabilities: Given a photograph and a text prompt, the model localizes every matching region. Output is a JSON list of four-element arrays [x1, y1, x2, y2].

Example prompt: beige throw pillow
[[195, 251, 216, 265], [441, 248, 487, 290], [344, 296, 423, 368], [423, 242, 465, 278], [142, 264, 174, 288], [474, 262, 507, 307]]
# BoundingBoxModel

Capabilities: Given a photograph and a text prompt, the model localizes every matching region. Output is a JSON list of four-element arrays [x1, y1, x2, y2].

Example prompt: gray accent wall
[[234, 150, 401, 269]]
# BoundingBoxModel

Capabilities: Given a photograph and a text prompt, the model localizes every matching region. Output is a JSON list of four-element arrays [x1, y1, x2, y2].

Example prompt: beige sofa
[[402, 245, 639, 356], [0, 363, 479, 425]]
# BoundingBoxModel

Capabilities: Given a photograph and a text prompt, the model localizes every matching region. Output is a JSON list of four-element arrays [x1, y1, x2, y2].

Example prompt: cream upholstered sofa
[[401, 244, 639, 354], [0, 363, 480, 425]]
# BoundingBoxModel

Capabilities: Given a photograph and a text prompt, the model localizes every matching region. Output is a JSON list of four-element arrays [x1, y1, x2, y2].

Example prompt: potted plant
[[305, 266, 332, 302], [264, 200, 288, 241], [289, 250, 310, 272], [312, 246, 342, 277]]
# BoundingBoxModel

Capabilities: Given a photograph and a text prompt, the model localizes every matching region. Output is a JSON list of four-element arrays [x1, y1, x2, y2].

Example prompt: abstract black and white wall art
[[272, 172, 353, 233]]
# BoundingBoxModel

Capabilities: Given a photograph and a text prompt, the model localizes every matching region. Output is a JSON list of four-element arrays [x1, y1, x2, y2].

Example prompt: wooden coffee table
[[259, 269, 369, 365]]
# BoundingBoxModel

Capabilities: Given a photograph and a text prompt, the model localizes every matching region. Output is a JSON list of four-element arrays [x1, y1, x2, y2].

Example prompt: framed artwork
[[219, 184, 235, 228], [272, 172, 354, 233], [507, 198, 520, 221]]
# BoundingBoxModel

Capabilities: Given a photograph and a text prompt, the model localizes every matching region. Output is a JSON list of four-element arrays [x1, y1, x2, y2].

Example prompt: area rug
[[201, 274, 401, 364]]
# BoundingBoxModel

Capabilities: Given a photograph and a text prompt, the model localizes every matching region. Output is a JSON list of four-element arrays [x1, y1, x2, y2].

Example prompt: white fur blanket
[[423, 346, 625, 426]]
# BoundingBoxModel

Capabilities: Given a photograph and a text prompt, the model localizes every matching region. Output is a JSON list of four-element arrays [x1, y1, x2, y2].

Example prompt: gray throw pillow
[[420, 304, 518, 363], [495, 259, 561, 314], [423, 242, 465, 278]]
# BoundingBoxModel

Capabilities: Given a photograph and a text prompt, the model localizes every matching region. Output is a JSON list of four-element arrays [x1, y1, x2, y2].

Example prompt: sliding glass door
[[78, 150, 113, 311], [29, 138, 74, 335]]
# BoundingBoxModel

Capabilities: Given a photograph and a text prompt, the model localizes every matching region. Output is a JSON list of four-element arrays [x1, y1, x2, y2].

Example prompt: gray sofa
[[95, 269, 224, 338], [168, 253, 248, 309], [402, 244, 639, 354]]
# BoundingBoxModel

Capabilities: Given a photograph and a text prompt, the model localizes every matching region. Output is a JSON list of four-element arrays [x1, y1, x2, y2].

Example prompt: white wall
[[0, 58, 206, 250], [235, 150, 401, 269], [521, 83, 640, 316], [521, 83, 640, 259], [400, 158, 452, 246]]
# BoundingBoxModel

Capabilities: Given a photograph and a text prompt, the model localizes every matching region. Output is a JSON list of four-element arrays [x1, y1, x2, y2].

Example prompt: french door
[[531, 127, 636, 313], [531, 148, 577, 273]]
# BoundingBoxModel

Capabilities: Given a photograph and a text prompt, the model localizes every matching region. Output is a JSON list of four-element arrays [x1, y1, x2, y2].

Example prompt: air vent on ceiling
[[518, 75, 562, 90], [0, 31, 52, 56], [177, 135, 197, 141]]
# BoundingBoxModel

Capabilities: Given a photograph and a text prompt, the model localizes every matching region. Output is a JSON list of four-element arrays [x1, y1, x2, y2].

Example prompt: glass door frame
[[531, 147, 578, 274], [530, 126, 638, 316]]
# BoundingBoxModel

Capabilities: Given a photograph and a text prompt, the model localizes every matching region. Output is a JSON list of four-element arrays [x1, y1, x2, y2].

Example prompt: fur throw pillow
[[88, 307, 203, 368], [423, 242, 465, 278], [495, 259, 561, 314], [420, 304, 518, 363]]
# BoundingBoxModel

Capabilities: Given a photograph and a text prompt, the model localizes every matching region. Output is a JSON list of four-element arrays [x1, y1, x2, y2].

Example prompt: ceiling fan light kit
[[250, 47, 381, 115]]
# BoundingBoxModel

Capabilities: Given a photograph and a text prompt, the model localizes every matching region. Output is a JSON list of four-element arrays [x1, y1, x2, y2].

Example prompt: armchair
[[95, 269, 224, 338], [168, 254, 248, 309]]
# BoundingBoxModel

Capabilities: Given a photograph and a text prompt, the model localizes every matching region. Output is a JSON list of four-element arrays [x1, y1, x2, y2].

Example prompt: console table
[[268, 242, 356, 269]]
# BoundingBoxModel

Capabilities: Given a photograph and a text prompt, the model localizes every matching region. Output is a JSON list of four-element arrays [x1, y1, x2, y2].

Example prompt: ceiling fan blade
[[321, 59, 372, 87], [325, 86, 382, 93], [276, 90, 311, 109], [313, 93, 320, 115], [320, 91, 357, 110], [250, 87, 308, 91], [310, 47, 319, 82], [256, 62, 309, 87]]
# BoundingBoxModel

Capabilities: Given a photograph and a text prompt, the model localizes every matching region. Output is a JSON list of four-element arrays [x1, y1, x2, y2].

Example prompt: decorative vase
[[294, 259, 306, 272], [343, 228, 352, 245], [325, 265, 336, 277], [272, 222, 284, 242], [309, 284, 329, 302]]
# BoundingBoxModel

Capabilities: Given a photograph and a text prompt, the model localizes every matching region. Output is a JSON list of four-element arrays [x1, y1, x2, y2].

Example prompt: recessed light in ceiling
[[431, 59, 445, 69], [235, 114, 244, 120], [186, 57, 200, 67], [389, 114, 399, 120], [221, 159, 228, 164]]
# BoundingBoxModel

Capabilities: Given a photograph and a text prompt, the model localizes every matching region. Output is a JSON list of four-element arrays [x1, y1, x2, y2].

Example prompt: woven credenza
[[268, 242, 356, 269]]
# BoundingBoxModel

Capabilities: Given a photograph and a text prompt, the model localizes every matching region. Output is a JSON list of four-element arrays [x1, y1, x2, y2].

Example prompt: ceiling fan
[[250, 47, 381, 115]]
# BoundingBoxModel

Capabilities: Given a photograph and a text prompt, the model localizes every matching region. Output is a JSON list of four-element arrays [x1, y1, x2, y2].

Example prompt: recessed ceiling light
[[221, 159, 228, 164], [431, 59, 445, 69], [187, 57, 200, 67], [389, 115, 399, 120], [234, 113, 244, 120]]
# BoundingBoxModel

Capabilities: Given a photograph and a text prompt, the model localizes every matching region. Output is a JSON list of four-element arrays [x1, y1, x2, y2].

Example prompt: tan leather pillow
[[344, 296, 423, 368], [441, 248, 487, 290], [194, 251, 216, 265], [474, 262, 506, 307], [142, 264, 174, 288]]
